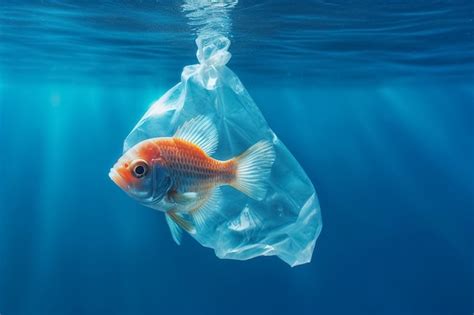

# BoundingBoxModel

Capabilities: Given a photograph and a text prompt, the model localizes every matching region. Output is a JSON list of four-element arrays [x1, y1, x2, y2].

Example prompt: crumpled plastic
[[124, 34, 322, 266]]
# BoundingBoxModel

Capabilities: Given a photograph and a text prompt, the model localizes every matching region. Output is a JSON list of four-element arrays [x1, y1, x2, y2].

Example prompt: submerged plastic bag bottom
[[124, 35, 322, 266]]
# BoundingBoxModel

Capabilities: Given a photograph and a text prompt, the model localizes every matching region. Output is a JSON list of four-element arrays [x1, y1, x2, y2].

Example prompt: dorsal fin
[[174, 115, 218, 156]]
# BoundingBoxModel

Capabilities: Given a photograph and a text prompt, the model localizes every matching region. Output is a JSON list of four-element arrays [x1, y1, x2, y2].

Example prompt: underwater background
[[0, 1, 473, 314]]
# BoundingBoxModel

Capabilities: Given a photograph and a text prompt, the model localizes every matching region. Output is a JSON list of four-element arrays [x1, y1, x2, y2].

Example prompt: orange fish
[[109, 115, 275, 244]]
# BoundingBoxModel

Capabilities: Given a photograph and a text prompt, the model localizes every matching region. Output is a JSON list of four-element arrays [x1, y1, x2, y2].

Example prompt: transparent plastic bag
[[124, 34, 322, 266]]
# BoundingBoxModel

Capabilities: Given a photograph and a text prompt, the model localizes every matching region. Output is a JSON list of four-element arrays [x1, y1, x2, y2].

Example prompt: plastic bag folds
[[124, 34, 322, 267]]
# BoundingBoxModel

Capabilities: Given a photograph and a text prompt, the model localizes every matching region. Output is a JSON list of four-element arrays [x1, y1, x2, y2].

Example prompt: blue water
[[1, 1, 473, 315]]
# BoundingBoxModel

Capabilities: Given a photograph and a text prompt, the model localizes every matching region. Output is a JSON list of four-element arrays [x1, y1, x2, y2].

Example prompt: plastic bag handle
[[196, 34, 232, 67]]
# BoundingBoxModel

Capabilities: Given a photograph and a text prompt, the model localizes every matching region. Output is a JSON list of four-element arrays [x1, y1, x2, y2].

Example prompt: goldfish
[[109, 115, 275, 244]]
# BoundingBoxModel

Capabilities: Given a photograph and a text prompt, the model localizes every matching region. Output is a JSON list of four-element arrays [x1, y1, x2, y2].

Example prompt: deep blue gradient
[[1, 1, 473, 315]]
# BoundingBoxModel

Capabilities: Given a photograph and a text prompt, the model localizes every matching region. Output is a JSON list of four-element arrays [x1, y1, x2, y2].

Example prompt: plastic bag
[[124, 34, 322, 266]]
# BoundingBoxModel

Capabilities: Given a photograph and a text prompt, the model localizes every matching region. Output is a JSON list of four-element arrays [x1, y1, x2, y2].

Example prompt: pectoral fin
[[165, 188, 222, 242], [171, 192, 199, 206]]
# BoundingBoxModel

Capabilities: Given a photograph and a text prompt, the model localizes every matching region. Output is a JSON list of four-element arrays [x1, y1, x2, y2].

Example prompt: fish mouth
[[109, 168, 128, 190]]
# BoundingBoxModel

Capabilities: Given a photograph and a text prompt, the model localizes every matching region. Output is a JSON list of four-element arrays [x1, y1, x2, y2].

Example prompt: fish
[[109, 115, 276, 244]]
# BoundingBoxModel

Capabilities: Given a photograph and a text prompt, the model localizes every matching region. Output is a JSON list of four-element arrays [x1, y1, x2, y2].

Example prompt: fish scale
[[156, 138, 234, 193]]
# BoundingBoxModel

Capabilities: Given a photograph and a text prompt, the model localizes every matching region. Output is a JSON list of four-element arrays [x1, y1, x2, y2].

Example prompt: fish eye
[[130, 160, 149, 178]]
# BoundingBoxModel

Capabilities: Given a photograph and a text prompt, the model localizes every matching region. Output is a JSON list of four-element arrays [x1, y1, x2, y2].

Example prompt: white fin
[[165, 211, 195, 245], [165, 213, 182, 245], [174, 115, 218, 156], [231, 140, 276, 201], [191, 188, 222, 231]]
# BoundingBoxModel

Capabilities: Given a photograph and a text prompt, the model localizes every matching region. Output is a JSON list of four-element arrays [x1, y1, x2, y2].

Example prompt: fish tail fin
[[231, 140, 275, 201]]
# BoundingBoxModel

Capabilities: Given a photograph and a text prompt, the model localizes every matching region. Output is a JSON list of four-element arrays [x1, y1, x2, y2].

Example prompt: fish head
[[109, 140, 172, 205]]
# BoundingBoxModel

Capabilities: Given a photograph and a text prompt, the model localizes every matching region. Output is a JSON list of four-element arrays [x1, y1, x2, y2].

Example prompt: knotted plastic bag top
[[124, 34, 322, 266]]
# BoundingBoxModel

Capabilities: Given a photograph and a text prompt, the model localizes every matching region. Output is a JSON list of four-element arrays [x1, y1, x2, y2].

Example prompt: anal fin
[[190, 187, 222, 232]]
